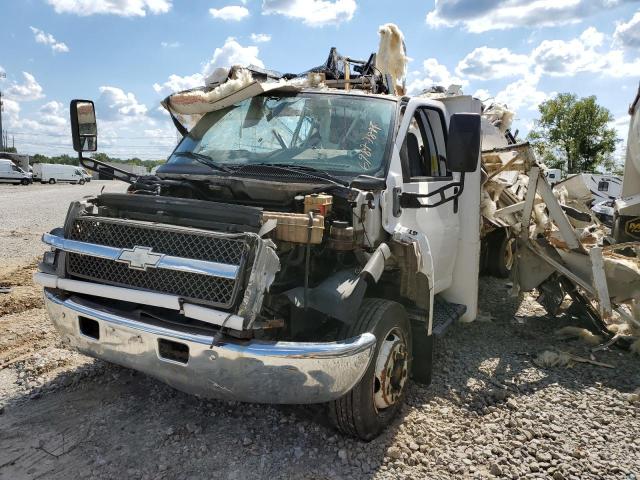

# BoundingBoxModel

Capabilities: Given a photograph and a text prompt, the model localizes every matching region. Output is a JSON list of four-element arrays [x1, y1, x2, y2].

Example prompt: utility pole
[[0, 69, 5, 151], [0, 90, 4, 151]]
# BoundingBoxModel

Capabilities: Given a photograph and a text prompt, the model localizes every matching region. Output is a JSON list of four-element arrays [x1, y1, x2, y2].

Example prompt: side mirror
[[70, 100, 97, 152], [446, 113, 480, 173]]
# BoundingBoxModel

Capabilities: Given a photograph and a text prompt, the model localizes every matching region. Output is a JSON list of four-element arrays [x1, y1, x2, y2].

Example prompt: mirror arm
[[78, 151, 139, 185], [400, 173, 465, 210]]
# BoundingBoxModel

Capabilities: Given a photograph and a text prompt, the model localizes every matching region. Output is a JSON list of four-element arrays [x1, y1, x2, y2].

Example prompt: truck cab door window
[[400, 108, 450, 181]]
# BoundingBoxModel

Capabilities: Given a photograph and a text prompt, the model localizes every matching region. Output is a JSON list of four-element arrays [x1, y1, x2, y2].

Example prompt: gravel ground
[[0, 185, 639, 480], [0, 181, 126, 263]]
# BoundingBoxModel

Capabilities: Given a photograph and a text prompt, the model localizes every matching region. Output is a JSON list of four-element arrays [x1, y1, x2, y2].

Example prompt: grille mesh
[[69, 217, 246, 264], [67, 254, 238, 308], [66, 217, 249, 309]]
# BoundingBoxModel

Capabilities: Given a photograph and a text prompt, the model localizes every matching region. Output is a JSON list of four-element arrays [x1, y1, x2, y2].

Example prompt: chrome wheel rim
[[373, 328, 408, 410]]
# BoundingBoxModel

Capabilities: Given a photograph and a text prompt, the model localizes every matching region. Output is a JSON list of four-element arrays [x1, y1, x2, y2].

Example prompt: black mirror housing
[[70, 99, 98, 153], [446, 113, 480, 173]]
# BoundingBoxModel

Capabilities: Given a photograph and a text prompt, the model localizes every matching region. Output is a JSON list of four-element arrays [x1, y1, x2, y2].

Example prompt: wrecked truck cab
[[35, 85, 483, 440]]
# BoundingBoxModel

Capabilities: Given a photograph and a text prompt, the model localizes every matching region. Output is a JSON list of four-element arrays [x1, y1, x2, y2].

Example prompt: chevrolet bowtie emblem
[[117, 246, 163, 271]]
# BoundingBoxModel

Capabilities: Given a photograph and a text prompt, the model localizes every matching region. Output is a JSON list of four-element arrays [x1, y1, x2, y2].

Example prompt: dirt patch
[[0, 261, 43, 317]]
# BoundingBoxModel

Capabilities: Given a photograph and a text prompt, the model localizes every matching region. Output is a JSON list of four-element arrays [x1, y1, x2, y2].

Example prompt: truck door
[[396, 105, 460, 293]]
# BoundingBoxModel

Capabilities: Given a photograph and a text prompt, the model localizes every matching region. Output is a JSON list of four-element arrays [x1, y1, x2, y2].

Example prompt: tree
[[528, 93, 619, 174]]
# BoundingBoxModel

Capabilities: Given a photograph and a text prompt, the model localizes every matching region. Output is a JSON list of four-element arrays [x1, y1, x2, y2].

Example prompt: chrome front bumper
[[44, 289, 376, 404]]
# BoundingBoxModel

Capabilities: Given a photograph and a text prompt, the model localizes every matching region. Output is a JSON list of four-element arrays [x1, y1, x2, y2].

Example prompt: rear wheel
[[488, 230, 515, 278], [329, 298, 412, 441], [48, 178, 56, 184]]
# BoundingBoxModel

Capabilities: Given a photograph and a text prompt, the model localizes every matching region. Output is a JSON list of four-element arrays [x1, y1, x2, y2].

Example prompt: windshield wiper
[[248, 163, 350, 187], [172, 151, 233, 173]]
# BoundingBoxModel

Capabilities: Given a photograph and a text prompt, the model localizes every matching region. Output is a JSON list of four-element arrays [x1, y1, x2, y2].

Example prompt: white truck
[[33, 163, 86, 184], [0, 158, 32, 185], [35, 64, 482, 440], [34, 56, 640, 440]]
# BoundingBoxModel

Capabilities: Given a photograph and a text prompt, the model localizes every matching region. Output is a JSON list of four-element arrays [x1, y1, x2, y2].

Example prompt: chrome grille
[[66, 217, 249, 309], [69, 217, 245, 264]]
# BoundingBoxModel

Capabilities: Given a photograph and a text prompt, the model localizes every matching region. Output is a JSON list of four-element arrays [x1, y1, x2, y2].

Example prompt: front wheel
[[329, 298, 412, 441], [21, 178, 29, 185], [78, 179, 85, 185], [48, 178, 56, 184]]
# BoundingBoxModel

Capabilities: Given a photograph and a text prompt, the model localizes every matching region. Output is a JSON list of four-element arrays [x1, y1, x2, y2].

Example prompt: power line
[[8, 131, 179, 141], [16, 140, 174, 149]]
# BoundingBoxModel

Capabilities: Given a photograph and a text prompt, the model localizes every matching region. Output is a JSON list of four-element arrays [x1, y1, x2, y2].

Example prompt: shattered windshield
[[168, 93, 396, 177]]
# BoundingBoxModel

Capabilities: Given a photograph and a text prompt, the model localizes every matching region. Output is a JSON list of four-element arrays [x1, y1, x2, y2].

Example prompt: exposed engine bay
[[55, 174, 404, 343]]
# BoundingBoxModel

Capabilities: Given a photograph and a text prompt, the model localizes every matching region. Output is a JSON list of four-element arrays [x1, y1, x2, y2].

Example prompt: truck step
[[432, 296, 466, 337]]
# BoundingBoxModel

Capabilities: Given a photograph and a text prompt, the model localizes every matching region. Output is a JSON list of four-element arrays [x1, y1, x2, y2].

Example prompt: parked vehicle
[[0, 152, 31, 174], [614, 82, 640, 242], [0, 159, 32, 185], [32, 163, 86, 184], [592, 199, 615, 227], [554, 173, 622, 206], [543, 168, 562, 185]]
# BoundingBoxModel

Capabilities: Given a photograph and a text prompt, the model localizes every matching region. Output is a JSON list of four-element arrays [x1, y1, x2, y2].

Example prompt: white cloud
[[456, 47, 531, 80], [406, 58, 468, 95], [209, 5, 249, 21], [6, 72, 45, 101], [97, 86, 148, 120], [30, 26, 69, 53], [614, 10, 640, 49], [532, 27, 640, 78], [494, 76, 549, 111], [250, 33, 272, 42], [2, 98, 20, 122], [153, 73, 204, 96], [472, 89, 492, 101], [153, 37, 263, 97], [202, 37, 264, 77], [46, 0, 171, 16], [160, 41, 181, 48], [426, 0, 636, 33], [262, 0, 356, 26], [448, 27, 640, 87], [38, 101, 68, 128]]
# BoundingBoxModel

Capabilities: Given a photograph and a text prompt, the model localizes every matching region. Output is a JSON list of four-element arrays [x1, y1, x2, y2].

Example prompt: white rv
[[0, 159, 32, 185], [32, 163, 86, 184], [554, 173, 622, 206]]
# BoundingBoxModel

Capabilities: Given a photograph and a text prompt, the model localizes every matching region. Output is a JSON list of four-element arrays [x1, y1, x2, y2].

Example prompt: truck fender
[[391, 227, 436, 331]]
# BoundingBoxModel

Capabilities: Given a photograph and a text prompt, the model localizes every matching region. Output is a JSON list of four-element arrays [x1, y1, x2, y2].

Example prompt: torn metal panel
[[237, 237, 280, 327], [514, 238, 558, 291], [162, 67, 301, 117], [589, 247, 613, 320]]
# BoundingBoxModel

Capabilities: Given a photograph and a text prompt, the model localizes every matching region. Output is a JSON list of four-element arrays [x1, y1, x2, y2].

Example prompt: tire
[[48, 178, 56, 184], [79, 179, 85, 185], [488, 230, 515, 278], [329, 298, 412, 441], [21, 178, 29, 185]]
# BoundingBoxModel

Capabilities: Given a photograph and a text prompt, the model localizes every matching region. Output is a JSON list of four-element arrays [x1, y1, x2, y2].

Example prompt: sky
[[1, 0, 639, 160]]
